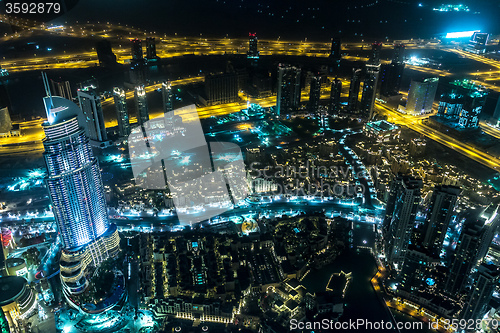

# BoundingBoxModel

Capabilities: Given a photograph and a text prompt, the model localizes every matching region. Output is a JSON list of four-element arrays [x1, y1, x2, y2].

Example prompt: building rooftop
[[365, 120, 399, 133], [0, 276, 26, 306]]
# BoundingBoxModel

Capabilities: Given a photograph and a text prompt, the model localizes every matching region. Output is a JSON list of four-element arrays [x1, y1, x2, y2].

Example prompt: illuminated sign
[[445, 31, 479, 39]]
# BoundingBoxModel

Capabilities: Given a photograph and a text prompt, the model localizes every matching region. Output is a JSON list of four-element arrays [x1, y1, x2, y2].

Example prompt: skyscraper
[[330, 36, 341, 72], [276, 64, 301, 116], [41, 72, 119, 299], [162, 81, 174, 114], [330, 37, 342, 61], [77, 87, 107, 142], [379, 44, 405, 97], [383, 175, 422, 267], [347, 68, 362, 113], [404, 78, 439, 115], [392, 43, 405, 63], [445, 218, 482, 294], [247, 33, 259, 59], [461, 263, 499, 320], [95, 40, 117, 67], [205, 72, 239, 106], [368, 42, 382, 65], [135, 85, 149, 126], [421, 185, 461, 256], [308, 75, 321, 112], [360, 64, 380, 119], [113, 87, 130, 137], [146, 37, 157, 60], [50, 79, 73, 100], [131, 38, 143, 62], [329, 78, 342, 115]]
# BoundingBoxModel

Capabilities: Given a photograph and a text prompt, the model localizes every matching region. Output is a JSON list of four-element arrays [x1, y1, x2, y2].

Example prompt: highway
[[376, 102, 500, 171]]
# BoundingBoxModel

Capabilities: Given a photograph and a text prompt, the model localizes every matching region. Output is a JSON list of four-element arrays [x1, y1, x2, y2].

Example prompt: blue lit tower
[[135, 85, 149, 125], [420, 185, 461, 257], [113, 87, 130, 137], [383, 175, 422, 268], [41, 73, 120, 300]]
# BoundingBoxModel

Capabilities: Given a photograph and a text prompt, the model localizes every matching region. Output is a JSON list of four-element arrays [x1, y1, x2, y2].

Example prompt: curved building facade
[[0, 276, 36, 330], [41, 73, 120, 304]]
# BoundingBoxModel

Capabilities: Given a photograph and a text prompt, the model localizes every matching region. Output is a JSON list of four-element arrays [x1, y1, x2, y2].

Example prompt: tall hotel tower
[[41, 73, 119, 303]]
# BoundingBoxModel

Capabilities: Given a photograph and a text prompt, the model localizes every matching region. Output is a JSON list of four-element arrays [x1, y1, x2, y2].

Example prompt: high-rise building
[[77, 87, 107, 142], [330, 37, 342, 61], [347, 68, 362, 113], [113, 87, 130, 137], [445, 219, 482, 294], [162, 81, 174, 114], [383, 176, 422, 267], [247, 33, 259, 59], [276, 64, 301, 116], [476, 205, 500, 263], [380, 44, 405, 97], [205, 72, 238, 106], [146, 37, 157, 60], [360, 64, 380, 119], [368, 42, 382, 65], [50, 79, 73, 100], [421, 185, 461, 256], [392, 43, 405, 63], [461, 263, 499, 320], [329, 78, 342, 115], [135, 85, 149, 126], [131, 38, 143, 62], [437, 79, 488, 128], [41, 72, 120, 299], [95, 40, 117, 67], [404, 78, 439, 116], [308, 75, 321, 112], [399, 249, 439, 291]]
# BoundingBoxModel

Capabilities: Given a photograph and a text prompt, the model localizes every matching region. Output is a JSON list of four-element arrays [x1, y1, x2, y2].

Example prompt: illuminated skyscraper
[[131, 38, 143, 61], [51, 79, 73, 100], [360, 64, 380, 119], [205, 72, 238, 106], [421, 185, 461, 256], [247, 33, 259, 59], [77, 87, 107, 142], [41, 72, 119, 299], [445, 218, 482, 294], [146, 37, 157, 60], [461, 263, 499, 320], [135, 85, 149, 126], [276, 64, 301, 116], [162, 81, 174, 113], [308, 75, 321, 112], [405, 78, 439, 116], [113, 87, 130, 137], [383, 175, 422, 267], [347, 68, 362, 113], [492, 97, 500, 127], [329, 78, 342, 115]]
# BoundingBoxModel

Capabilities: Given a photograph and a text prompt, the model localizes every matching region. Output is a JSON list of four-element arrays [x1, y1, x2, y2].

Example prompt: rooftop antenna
[[41, 71, 54, 109]]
